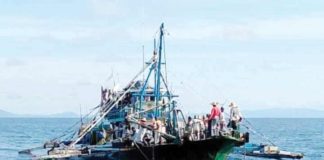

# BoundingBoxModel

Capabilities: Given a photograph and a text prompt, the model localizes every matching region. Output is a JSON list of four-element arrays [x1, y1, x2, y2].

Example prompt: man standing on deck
[[219, 107, 226, 132], [134, 118, 148, 143], [229, 102, 242, 130], [207, 102, 221, 136]]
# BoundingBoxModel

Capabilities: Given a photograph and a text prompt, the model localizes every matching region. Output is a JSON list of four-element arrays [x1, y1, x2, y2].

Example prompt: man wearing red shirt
[[208, 102, 220, 136]]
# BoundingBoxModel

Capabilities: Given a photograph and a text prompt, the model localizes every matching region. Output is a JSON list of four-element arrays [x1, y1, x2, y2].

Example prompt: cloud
[[169, 23, 253, 41], [152, 15, 324, 41], [0, 16, 123, 43], [253, 16, 324, 40], [1, 7, 324, 114], [89, 0, 127, 16], [6, 94, 22, 100], [5, 58, 26, 67], [0, 55, 142, 114], [3, 13, 323, 45], [0, 15, 49, 26], [0, 25, 115, 42]]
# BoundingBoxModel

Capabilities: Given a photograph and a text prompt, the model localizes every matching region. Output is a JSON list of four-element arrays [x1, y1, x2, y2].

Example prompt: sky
[[0, 0, 324, 115]]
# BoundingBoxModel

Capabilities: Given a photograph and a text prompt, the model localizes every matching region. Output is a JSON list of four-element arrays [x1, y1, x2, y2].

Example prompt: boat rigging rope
[[69, 56, 156, 147], [49, 104, 101, 142], [126, 99, 177, 140], [175, 79, 276, 146], [134, 142, 150, 160], [221, 110, 276, 146], [126, 97, 173, 118], [241, 118, 276, 146], [175, 77, 277, 146], [159, 72, 170, 96], [163, 34, 168, 85], [177, 81, 276, 147]]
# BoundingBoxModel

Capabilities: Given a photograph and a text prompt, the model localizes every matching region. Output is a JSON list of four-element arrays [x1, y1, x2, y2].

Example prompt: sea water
[[228, 118, 324, 160], [0, 118, 323, 160]]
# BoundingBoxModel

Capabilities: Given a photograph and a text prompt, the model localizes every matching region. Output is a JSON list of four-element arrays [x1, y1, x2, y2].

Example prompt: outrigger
[[20, 23, 250, 160]]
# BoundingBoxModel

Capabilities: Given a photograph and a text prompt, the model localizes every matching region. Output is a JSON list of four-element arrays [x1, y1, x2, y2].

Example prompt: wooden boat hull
[[245, 152, 304, 159], [72, 136, 241, 160]]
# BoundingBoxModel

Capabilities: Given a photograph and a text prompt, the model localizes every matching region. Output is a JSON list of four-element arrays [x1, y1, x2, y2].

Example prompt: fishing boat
[[19, 23, 249, 160]]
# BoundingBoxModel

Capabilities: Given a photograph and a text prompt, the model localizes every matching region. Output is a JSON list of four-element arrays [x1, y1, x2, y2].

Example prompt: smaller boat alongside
[[233, 143, 304, 159]]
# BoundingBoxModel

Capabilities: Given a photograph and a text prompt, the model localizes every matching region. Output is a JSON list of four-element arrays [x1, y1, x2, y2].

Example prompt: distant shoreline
[[0, 117, 323, 119], [1, 108, 324, 118], [0, 117, 79, 118], [0, 109, 79, 118]]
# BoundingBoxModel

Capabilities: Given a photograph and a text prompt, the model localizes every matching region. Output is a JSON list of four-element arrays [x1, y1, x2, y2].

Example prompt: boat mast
[[139, 23, 168, 115], [154, 23, 164, 107]]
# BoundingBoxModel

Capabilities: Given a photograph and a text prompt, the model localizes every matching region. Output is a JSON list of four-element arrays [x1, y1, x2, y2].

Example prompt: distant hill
[[0, 109, 15, 117], [47, 112, 79, 118], [2, 108, 324, 118], [0, 109, 78, 118], [243, 108, 324, 118]]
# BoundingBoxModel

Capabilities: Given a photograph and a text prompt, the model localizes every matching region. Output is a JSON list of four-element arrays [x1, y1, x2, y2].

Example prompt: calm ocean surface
[[0, 118, 323, 160]]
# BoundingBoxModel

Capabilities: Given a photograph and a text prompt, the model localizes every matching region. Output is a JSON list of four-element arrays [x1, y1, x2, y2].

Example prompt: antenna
[[142, 45, 145, 81], [79, 104, 83, 125], [112, 68, 115, 87], [154, 38, 156, 54]]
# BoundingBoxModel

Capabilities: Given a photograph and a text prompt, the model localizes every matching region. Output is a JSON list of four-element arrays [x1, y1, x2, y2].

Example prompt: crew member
[[229, 102, 242, 130], [207, 102, 221, 136], [219, 107, 226, 131]]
